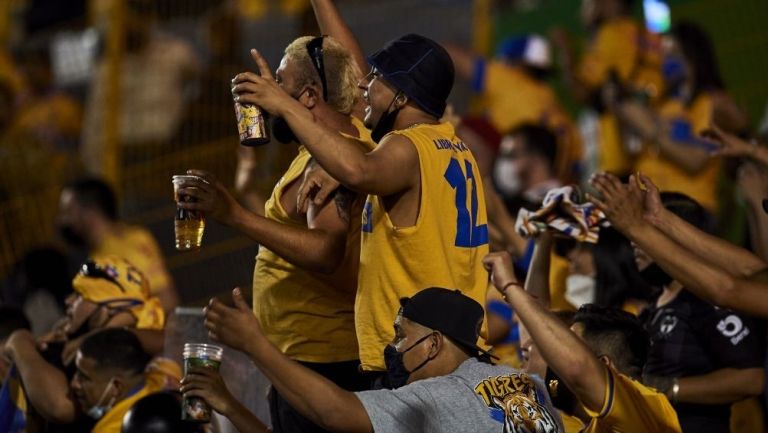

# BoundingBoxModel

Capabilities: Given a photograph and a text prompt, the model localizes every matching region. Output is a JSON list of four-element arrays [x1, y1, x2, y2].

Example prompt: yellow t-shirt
[[91, 374, 164, 433], [634, 93, 719, 210], [583, 366, 681, 433], [357, 122, 490, 371], [252, 117, 374, 363], [482, 62, 584, 183], [560, 410, 586, 433], [578, 18, 664, 175], [93, 225, 174, 303]]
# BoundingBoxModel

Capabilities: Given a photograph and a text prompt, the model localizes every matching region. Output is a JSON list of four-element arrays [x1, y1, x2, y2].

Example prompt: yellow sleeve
[[578, 23, 636, 89], [484, 61, 525, 96], [585, 367, 682, 433], [688, 94, 714, 134]]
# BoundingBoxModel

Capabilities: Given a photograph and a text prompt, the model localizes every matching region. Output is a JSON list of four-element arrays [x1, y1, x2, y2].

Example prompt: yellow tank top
[[252, 117, 374, 363], [357, 122, 490, 371]]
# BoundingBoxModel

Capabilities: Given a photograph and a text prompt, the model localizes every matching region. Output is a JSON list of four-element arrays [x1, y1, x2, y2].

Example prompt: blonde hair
[[284, 35, 361, 115]]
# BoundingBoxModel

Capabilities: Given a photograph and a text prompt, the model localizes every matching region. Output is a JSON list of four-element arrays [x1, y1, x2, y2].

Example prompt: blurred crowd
[[1, 0, 768, 432]]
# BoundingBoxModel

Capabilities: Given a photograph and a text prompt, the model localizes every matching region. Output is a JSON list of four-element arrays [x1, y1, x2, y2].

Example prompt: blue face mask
[[662, 56, 687, 85]]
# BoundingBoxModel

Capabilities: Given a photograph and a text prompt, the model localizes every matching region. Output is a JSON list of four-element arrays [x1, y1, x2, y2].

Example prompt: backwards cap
[[73, 255, 164, 330]]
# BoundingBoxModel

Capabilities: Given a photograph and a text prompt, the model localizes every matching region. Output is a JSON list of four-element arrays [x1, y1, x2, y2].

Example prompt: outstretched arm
[[483, 252, 608, 412], [633, 173, 766, 276], [590, 173, 768, 317], [204, 289, 373, 433], [232, 51, 419, 196], [178, 170, 350, 274], [524, 232, 554, 307]]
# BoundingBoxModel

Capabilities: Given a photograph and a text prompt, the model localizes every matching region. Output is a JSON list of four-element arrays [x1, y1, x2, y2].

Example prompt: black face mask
[[383, 332, 433, 389], [640, 263, 674, 288], [370, 92, 402, 143], [272, 116, 297, 144], [58, 224, 87, 248]]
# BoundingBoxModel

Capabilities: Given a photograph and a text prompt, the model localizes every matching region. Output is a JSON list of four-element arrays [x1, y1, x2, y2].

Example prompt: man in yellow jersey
[[71, 328, 162, 433], [57, 178, 178, 313], [484, 252, 682, 433], [553, 0, 663, 176], [2, 256, 166, 432], [232, 0, 490, 379], [177, 35, 374, 433]]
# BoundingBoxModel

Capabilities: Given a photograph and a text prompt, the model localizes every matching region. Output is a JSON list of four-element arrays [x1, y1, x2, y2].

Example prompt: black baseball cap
[[368, 34, 454, 119], [400, 287, 493, 359]]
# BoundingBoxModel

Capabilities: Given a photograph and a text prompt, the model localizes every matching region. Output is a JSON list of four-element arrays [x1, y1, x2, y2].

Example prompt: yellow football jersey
[[634, 93, 719, 211], [583, 366, 681, 433], [578, 17, 664, 175], [357, 122, 490, 371], [253, 117, 374, 363]]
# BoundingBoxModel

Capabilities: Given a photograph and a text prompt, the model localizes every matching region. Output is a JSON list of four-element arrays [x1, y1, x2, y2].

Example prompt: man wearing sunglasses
[[232, 0, 489, 380], [2, 255, 166, 432], [177, 34, 375, 433]]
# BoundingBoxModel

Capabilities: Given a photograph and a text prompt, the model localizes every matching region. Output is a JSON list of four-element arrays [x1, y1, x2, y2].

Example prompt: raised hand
[[482, 251, 519, 295], [701, 123, 755, 158], [588, 172, 646, 232], [231, 49, 303, 117], [177, 169, 242, 225], [180, 366, 239, 417], [296, 161, 341, 214], [637, 174, 664, 225], [204, 288, 264, 354]]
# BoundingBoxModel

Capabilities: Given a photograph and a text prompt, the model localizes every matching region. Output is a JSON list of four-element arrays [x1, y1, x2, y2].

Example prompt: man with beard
[[56, 178, 177, 313], [177, 34, 374, 433], [1, 256, 165, 432], [230, 0, 490, 379]]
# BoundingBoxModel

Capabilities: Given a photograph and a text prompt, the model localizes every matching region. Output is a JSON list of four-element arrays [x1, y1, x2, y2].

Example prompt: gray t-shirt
[[356, 358, 563, 433]]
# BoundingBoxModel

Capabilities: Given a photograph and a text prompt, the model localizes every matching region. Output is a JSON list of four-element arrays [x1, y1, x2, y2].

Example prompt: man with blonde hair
[[177, 34, 375, 433]]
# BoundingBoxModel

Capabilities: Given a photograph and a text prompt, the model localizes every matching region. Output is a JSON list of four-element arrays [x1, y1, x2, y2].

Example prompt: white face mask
[[565, 274, 596, 308], [86, 378, 117, 420], [493, 158, 522, 197]]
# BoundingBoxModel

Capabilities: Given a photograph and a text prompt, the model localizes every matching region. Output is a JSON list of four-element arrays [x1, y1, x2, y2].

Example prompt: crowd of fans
[[1, 0, 768, 432]]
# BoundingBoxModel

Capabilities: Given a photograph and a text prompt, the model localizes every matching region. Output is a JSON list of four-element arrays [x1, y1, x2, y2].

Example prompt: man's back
[[356, 358, 563, 433], [357, 122, 489, 370]]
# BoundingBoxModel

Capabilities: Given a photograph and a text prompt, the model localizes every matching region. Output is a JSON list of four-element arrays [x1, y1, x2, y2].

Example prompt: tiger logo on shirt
[[475, 373, 561, 433], [492, 392, 559, 433]]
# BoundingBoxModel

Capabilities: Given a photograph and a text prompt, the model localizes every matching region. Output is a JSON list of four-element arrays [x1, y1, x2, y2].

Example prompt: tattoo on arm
[[333, 187, 353, 224]]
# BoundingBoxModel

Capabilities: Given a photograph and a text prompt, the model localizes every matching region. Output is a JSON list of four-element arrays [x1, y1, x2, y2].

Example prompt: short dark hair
[[509, 124, 558, 171], [574, 304, 649, 378], [594, 227, 653, 307], [80, 328, 150, 375], [65, 178, 119, 221], [660, 192, 715, 235]]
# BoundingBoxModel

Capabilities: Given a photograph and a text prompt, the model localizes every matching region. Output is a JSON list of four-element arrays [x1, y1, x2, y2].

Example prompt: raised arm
[[523, 232, 554, 307], [590, 173, 768, 317], [232, 51, 419, 196], [178, 170, 351, 274], [4, 330, 76, 423], [204, 289, 372, 433], [637, 173, 766, 276], [310, 0, 367, 76], [483, 252, 608, 412]]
